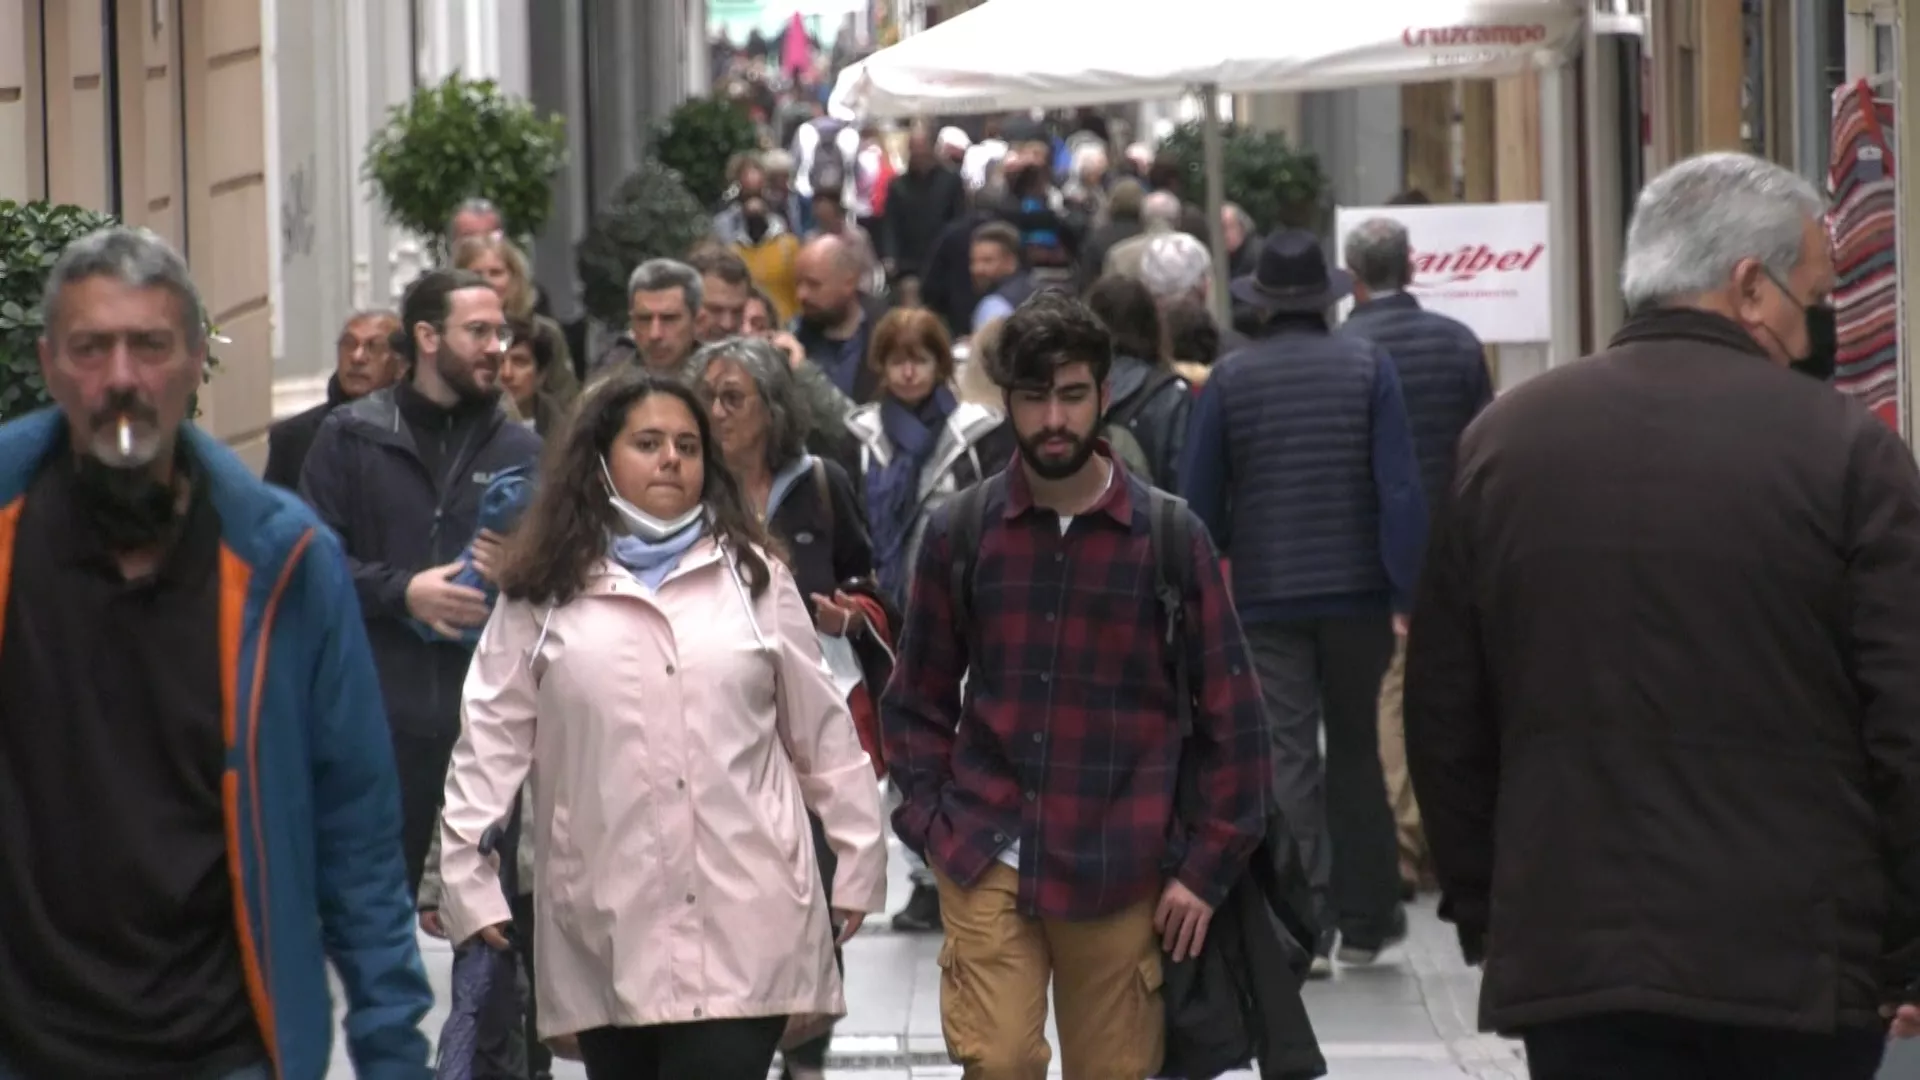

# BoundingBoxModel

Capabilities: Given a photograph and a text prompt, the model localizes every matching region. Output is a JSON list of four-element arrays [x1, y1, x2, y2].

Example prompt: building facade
[[1, 0, 275, 464], [2, 0, 714, 451], [266, 0, 710, 418]]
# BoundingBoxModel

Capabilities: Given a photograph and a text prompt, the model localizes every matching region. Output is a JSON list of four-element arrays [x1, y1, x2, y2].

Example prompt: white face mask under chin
[[602, 456, 703, 541]]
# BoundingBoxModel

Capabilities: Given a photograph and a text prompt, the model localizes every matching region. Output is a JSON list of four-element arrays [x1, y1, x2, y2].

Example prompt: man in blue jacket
[[0, 226, 431, 1079], [1178, 229, 1427, 979]]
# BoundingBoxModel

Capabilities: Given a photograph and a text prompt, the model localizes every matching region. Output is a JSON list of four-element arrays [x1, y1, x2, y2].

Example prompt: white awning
[[829, 0, 1585, 120]]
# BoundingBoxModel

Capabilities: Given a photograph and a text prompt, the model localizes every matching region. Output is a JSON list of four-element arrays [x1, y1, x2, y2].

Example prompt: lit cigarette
[[116, 416, 133, 458]]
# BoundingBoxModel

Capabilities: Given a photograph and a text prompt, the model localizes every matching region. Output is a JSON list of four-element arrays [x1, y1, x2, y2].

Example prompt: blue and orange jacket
[[0, 410, 434, 1080]]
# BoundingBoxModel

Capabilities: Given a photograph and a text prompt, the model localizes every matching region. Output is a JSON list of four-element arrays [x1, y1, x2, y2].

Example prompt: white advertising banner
[[1335, 202, 1553, 344]]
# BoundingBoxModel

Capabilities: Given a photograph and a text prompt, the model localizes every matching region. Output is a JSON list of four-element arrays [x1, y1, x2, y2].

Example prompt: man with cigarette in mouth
[[0, 226, 432, 1076]]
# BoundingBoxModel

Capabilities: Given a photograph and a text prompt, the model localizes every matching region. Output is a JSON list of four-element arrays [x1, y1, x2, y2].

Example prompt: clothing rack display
[[1828, 77, 1900, 431]]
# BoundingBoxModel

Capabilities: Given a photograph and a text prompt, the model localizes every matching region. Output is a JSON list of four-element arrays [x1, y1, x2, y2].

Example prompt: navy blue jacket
[[1178, 322, 1426, 621], [298, 388, 541, 737], [1338, 292, 1493, 507]]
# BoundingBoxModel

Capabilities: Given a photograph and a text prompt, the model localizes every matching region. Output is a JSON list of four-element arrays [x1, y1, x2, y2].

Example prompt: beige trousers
[[934, 864, 1165, 1080], [1377, 638, 1434, 888]]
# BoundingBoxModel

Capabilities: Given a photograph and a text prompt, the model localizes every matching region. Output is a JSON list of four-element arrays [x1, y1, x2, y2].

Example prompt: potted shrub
[[0, 201, 219, 426], [364, 73, 568, 260], [1159, 121, 1330, 233], [575, 158, 714, 332], [652, 96, 763, 210]]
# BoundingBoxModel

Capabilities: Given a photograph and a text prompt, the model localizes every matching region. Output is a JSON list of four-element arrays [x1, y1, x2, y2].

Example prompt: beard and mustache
[[1015, 425, 1098, 481], [71, 390, 189, 552]]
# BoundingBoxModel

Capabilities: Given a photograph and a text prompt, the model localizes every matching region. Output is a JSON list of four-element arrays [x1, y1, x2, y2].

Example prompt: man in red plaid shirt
[[882, 291, 1272, 1079]]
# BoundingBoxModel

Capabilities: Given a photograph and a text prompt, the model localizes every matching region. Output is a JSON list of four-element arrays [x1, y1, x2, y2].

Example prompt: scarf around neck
[[608, 520, 707, 590], [866, 385, 957, 605]]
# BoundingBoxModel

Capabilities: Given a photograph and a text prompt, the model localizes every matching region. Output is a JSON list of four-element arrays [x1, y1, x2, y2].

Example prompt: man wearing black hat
[[1177, 228, 1427, 977]]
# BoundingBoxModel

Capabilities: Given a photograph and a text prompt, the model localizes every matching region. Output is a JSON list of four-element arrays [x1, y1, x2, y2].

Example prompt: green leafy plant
[[1159, 121, 1330, 233], [364, 73, 568, 259], [0, 201, 219, 425], [651, 96, 762, 210], [576, 158, 714, 330]]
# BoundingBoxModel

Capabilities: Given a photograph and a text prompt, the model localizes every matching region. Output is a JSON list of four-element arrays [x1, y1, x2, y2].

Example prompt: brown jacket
[[1406, 307, 1920, 1035]]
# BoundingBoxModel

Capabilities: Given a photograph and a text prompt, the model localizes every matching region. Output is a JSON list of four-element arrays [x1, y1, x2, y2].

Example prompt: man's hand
[[418, 909, 446, 939], [812, 591, 869, 637], [468, 529, 508, 584], [406, 561, 491, 638], [1155, 879, 1214, 963], [1884, 1002, 1920, 1039], [471, 922, 513, 952], [769, 331, 807, 370], [833, 909, 865, 945], [1393, 613, 1410, 637]]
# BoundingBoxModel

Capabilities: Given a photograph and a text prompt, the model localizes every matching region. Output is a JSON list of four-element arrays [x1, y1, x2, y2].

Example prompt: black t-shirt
[[0, 452, 263, 1077]]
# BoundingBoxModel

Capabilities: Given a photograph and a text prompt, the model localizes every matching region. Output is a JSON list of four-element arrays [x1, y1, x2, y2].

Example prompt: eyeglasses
[[707, 387, 753, 415], [456, 322, 515, 348]]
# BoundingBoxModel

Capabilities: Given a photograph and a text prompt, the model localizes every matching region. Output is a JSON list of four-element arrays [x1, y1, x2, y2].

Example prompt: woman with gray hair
[[685, 336, 896, 1080]]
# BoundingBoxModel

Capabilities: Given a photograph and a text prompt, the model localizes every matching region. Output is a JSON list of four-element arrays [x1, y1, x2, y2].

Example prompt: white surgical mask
[[601, 457, 703, 541]]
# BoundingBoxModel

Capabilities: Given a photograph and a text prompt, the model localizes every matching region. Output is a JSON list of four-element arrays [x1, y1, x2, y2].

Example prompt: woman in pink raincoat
[[437, 371, 888, 1080]]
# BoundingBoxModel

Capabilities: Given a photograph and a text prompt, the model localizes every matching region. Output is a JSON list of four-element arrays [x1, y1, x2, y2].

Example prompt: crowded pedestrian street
[[330, 837, 1519, 1080], [13, 2, 1920, 1079]]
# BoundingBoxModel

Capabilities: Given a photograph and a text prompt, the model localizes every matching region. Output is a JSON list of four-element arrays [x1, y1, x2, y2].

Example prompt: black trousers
[[1523, 1012, 1886, 1080], [1246, 615, 1400, 947], [578, 1016, 787, 1080], [391, 729, 459, 894]]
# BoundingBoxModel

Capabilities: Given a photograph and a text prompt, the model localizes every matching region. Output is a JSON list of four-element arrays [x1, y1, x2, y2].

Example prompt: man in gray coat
[[1406, 151, 1920, 1077]]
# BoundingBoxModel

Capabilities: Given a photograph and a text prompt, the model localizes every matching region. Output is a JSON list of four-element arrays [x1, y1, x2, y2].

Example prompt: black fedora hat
[[1229, 228, 1353, 313]]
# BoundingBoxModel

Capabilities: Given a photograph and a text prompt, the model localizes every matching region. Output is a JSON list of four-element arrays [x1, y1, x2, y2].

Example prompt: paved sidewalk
[[330, 839, 1920, 1078]]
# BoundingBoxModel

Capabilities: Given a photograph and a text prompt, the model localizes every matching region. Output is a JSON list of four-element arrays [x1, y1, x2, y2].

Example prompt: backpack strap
[[810, 456, 835, 554], [1147, 487, 1197, 737], [944, 474, 1000, 648]]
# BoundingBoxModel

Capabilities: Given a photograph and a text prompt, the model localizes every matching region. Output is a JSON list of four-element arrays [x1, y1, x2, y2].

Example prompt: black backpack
[[1103, 366, 1188, 488]]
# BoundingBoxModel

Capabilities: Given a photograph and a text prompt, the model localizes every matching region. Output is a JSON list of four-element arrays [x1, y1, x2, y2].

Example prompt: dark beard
[[437, 349, 503, 406], [71, 443, 188, 553], [1016, 430, 1097, 481]]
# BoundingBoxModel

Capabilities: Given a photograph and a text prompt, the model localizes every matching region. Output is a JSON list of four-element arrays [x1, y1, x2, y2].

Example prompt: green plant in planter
[[364, 72, 568, 260], [652, 96, 762, 210], [1159, 121, 1330, 234], [0, 202, 220, 426], [576, 158, 714, 331]]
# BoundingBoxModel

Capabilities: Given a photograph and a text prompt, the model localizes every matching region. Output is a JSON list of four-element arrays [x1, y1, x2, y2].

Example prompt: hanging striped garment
[[1827, 79, 1899, 431]]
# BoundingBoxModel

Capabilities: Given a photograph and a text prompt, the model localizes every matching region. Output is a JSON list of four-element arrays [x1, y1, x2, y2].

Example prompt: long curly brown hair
[[495, 371, 780, 606]]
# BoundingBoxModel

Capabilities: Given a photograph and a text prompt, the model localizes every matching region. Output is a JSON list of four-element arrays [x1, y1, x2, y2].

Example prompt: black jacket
[[297, 386, 542, 737], [921, 208, 1003, 340], [263, 375, 350, 490], [1106, 354, 1191, 490], [767, 456, 873, 608], [1406, 308, 1920, 1035], [879, 165, 966, 273]]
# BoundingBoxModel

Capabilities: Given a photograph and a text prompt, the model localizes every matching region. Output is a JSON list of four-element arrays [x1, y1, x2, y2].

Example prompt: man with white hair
[[1139, 232, 1250, 361], [1104, 190, 1185, 280], [1404, 151, 1920, 1076]]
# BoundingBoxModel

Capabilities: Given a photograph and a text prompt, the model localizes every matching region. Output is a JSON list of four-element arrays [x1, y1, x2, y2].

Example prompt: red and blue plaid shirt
[[882, 452, 1271, 919]]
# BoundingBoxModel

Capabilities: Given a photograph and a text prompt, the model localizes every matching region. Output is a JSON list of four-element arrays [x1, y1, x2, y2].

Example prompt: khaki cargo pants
[[934, 864, 1164, 1080], [1378, 638, 1434, 888]]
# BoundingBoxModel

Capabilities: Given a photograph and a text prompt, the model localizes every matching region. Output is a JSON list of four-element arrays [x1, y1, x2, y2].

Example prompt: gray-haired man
[[1336, 215, 1492, 899], [1405, 151, 1912, 1079], [590, 258, 704, 381]]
